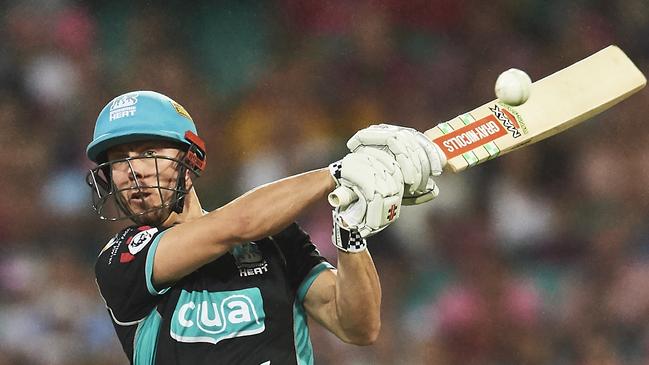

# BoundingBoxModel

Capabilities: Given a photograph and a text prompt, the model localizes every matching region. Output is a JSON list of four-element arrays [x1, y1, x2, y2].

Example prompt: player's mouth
[[129, 190, 152, 201]]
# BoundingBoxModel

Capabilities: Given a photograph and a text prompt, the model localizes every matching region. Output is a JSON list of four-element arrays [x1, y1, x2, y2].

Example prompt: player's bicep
[[303, 269, 346, 338]]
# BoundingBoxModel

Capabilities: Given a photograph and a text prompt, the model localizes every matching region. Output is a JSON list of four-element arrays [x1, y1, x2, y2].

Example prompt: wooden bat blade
[[425, 45, 647, 173], [328, 45, 646, 209]]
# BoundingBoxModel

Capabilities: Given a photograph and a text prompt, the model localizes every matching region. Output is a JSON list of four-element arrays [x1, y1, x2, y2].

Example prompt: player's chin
[[132, 207, 170, 226], [127, 199, 171, 225]]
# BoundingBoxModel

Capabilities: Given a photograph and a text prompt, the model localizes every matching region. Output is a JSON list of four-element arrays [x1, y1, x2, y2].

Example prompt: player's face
[[106, 141, 185, 225]]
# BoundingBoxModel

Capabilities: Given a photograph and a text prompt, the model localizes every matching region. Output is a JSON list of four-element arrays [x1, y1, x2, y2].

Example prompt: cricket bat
[[329, 45, 646, 208]]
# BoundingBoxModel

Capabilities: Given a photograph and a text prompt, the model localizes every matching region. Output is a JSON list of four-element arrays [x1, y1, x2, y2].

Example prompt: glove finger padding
[[413, 131, 445, 175], [348, 126, 422, 189], [330, 150, 404, 237], [347, 124, 444, 206], [402, 183, 439, 205], [339, 148, 403, 198], [388, 131, 425, 192]]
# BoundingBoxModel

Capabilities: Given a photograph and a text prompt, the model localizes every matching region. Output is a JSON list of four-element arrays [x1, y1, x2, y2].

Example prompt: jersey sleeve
[[271, 223, 334, 302], [95, 225, 169, 323]]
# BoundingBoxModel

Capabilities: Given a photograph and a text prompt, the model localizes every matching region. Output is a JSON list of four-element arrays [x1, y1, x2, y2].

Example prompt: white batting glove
[[347, 124, 445, 205], [329, 149, 404, 237]]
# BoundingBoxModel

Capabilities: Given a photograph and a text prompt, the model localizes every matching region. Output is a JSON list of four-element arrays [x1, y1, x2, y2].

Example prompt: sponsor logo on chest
[[170, 288, 266, 344]]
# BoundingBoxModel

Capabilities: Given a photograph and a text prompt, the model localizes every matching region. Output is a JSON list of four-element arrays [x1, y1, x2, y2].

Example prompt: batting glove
[[328, 149, 404, 237], [347, 123, 445, 205]]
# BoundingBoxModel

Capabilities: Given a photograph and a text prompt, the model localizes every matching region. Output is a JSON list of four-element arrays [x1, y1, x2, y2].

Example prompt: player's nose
[[126, 158, 151, 182]]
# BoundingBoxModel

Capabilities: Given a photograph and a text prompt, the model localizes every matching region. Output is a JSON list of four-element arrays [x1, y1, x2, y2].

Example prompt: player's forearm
[[215, 168, 335, 243], [334, 250, 382, 345]]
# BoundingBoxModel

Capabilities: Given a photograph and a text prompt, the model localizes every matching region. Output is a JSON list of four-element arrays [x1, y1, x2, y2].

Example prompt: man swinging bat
[[87, 45, 644, 365], [86, 90, 441, 364]]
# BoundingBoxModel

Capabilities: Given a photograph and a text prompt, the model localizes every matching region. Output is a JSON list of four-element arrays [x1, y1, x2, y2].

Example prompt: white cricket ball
[[494, 68, 532, 106]]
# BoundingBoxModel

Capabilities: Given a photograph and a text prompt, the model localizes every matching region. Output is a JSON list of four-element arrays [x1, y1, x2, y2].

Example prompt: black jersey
[[95, 223, 332, 365]]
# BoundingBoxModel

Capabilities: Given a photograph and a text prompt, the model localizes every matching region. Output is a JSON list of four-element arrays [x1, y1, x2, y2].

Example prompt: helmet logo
[[109, 92, 139, 121], [170, 100, 193, 121]]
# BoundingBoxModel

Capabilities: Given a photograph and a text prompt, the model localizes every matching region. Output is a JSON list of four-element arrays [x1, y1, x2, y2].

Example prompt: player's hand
[[328, 149, 404, 237], [347, 124, 445, 205]]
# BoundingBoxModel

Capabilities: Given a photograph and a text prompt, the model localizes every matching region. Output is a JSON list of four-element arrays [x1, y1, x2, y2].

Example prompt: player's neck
[[161, 188, 204, 227]]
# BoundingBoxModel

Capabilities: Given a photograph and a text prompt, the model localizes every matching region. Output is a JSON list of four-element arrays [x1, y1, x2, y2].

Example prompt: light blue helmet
[[86, 90, 206, 223], [87, 90, 203, 163]]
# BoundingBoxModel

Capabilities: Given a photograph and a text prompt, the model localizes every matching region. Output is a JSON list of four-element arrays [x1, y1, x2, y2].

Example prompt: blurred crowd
[[2, 0, 649, 364]]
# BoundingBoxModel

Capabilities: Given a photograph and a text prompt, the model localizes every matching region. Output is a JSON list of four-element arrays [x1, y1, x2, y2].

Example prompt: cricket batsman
[[86, 90, 442, 364]]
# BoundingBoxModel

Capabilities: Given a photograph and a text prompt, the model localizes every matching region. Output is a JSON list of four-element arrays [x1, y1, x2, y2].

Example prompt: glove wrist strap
[[328, 160, 342, 187], [332, 211, 367, 253]]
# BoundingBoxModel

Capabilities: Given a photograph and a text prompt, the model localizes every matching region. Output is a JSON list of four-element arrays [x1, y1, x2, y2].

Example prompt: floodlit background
[[2, 1, 649, 364]]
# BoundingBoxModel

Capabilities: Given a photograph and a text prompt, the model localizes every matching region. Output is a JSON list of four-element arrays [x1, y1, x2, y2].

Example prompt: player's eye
[[142, 150, 157, 157]]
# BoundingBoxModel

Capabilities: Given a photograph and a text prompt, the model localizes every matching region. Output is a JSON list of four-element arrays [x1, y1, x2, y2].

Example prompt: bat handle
[[328, 186, 358, 208]]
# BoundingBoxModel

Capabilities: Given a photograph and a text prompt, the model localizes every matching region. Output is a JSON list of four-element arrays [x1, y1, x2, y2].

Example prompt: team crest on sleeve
[[127, 226, 159, 255]]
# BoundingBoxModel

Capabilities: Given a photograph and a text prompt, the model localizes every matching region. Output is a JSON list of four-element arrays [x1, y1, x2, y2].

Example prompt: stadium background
[[2, 0, 649, 364]]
